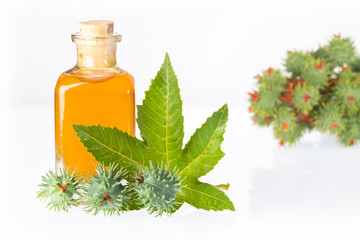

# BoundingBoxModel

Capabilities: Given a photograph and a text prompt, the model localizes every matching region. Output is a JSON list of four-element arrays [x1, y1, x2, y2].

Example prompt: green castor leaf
[[82, 164, 131, 216], [173, 104, 228, 180], [137, 53, 184, 166], [38, 168, 82, 212], [73, 54, 234, 213], [133, 163, 181, 217], [176, 180, 235, 211], [72, 124, 148, 180]]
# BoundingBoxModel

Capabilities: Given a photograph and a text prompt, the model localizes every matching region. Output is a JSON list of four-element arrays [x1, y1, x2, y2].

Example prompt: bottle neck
[[76, 43, 117, 68]]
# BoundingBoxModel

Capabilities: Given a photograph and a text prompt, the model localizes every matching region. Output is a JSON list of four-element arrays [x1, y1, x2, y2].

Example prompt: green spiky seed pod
[[38, 168, 82, 212], [249, 34, 360, 146], [133, 164, 181, 217], [82, 164, 131, 216], [313, 46, 329, 60], [338, 114, 360, 146], [285, 51, 313, 76], [274, 122, 308, 146], [250, 86, 281, 116], [250, 34, 360, 147], [251, 113, 273, 127], [314, 102, 345, 134], [259, 68, 287, 91], [301, 59, 330, 89], [333, 70, 360, 114], [350, 56, 360, 73], [292, 84, 320, 114], [326, 36, 355, 66], [273, 107, 297, 132]]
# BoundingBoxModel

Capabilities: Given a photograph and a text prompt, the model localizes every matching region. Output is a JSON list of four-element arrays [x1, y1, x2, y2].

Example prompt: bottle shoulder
[[63, 65, 132, 79], [55, 65, 134, 92]]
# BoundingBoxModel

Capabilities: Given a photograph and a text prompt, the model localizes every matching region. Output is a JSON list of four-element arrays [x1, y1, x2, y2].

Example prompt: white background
[[1, 0, 360, 239]]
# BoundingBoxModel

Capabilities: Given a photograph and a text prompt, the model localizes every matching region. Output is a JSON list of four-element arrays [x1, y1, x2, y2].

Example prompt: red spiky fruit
[[248, 92, 258, 101], [315, 61, 324, 70], [265, 117, 270, 124], [349, 95, 354, 104], [267, 67, 274, 74], [333, 33, 341, 39]]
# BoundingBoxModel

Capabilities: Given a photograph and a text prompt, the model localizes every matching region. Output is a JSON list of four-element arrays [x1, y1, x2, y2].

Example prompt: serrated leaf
[[73, 125, 148, 176], [137, 53, 184, 166], [172, 104, 228, 179], [177, 180, 235, 211], [72, 54, 234, 213]]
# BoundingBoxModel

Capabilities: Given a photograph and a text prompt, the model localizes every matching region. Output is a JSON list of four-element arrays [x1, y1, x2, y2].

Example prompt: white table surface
[[2, 101, 360, 240]]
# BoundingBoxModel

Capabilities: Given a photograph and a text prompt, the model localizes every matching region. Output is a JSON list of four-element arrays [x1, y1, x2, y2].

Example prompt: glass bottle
[[55, 20, 135, 178]]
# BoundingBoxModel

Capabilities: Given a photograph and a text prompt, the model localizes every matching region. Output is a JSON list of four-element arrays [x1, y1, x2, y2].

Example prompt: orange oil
[[55, 66, 135, 178]]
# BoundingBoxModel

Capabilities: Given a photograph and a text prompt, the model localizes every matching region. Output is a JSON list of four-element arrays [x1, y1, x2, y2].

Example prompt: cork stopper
[[79, 20, 114, 37], [72, 20, 121, 68], [72, 20, 121, 43]]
